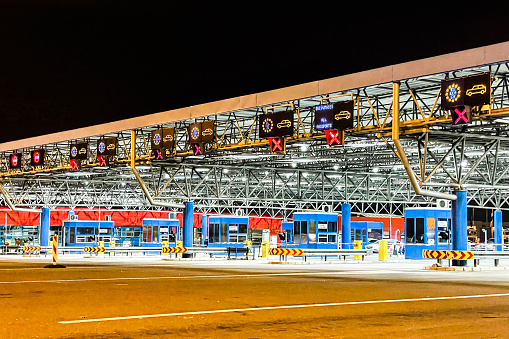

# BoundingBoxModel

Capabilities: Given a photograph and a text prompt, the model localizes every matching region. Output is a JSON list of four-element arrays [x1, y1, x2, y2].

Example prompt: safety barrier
[[472, 251, 509, 267], [269, 248, 369, 262]]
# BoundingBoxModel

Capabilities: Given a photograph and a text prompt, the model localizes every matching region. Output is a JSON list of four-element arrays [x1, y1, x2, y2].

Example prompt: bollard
[[379, 240, 388, 261], [45, 235, 65, 268], [261, 241, 270, 258], [353, 240, 362, 260]]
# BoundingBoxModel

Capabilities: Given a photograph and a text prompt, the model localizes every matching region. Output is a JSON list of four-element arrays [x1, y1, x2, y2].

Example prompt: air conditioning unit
[[322, 205, 333, 213], [436, 199, 449, 209], [69, 214, 78, 221], [234, 208, 243, 216], [169, 212, 177, 219], [105, 215, 111, 221]]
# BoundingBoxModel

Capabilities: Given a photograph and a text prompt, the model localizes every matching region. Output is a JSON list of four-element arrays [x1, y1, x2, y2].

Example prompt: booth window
[[293, 221, 300, 243], [69, 227, 75, 244], [77, 227, 95, 235], [328, 222, 337, 233], [152, 226, 158, 243], [406, 218, 415, 243], [416, 218, 425, 243], [221, 224, 227, 243], [239, 224, 247, 233]]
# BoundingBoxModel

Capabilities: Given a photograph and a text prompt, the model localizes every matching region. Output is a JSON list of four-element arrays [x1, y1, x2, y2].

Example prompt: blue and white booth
[[207, 215, 249, 248], [404, 208, 451, 259], [292, 212, 339, 249], [141, 218, 180, 247], [63, 215, 114, 247], [350, 221, 384, 248]]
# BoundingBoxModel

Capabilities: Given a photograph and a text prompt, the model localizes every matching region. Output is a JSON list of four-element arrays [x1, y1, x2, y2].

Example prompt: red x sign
[[268, 137, 285, 154], [191, 143, 203, 156], [325, 129, 342, 147], [152, 149, 165, 160], [452, 106, 470, 124]]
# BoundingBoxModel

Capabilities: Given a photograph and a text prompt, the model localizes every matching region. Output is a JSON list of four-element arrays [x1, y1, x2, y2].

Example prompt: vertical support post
[[451, 190, 468, 266], [341, 203, 351, 249], [40, 207, 50, 247], [201, 214, 207, 246], [183, 201, 193, 258], [494, 210, 503, 251]]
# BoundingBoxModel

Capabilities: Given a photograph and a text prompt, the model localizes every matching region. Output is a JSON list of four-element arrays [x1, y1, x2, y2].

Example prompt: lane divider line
[[59, 292, 509, 324], [0, 270, 423, 284]]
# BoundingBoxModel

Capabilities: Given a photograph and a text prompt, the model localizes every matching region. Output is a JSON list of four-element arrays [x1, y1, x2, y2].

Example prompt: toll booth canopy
[[63, 220, 114, 246], [351, 221, 384, 248], [142, 218, 180, 246], [292, 212, 339, 249], [404, 208, 451, 259], [208, 216, 249, 247]]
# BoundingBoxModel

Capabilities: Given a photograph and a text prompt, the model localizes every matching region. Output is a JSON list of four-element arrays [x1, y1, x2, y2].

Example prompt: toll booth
[[280, 221, 294, 244], [0, 225, 39, 246], [351, 221, 384, 248], [63, 219, 115, 246], [292, 212, 339, 249], [114, 226, 142, 246], [207, 215, 249, 248], [141, 218, 180, 247], [404, 207, 451, 259]]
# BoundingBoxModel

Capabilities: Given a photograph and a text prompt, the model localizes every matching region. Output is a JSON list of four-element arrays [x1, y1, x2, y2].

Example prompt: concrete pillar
[[494, 210, 503, 251], [40, 208, 50, 247], [183, 202, 194, 257], [201, 214, 207, 246], [451, 190, 467, 266], [341, 203, 351, 249]]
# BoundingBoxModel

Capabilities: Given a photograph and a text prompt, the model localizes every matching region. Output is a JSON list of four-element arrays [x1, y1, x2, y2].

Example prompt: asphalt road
[[1, 257, 509, 338]]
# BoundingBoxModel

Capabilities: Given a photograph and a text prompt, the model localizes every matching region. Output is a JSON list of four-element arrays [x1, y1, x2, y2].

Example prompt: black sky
[[1, 2, 508, 143]]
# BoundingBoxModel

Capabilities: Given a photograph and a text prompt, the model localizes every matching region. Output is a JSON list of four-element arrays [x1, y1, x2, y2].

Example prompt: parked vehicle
[[366, 239, 404, 254]]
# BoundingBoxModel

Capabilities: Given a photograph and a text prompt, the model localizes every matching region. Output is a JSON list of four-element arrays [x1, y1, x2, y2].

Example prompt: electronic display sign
[[151, 129, 163, 150], [441, 73, 491, 109], [152, 148, 166, 160], [325, 129, 342, 147], [9, 153, 22, 169], [259, 111, 294, 138], [97, 155, 111, 167], [191, 142, 204, 156], [189, 123, 202, 143], [162, 127, 175, 150], [315, 101, 354, 131], [201, 120, 215, 144], [450, 106, 471, 125], [70, 159, 82, 171], [30, 149, 45, 167], [97, 137, 117, 156], [70, 142, 88, 160], [268, 136, 286, 154]]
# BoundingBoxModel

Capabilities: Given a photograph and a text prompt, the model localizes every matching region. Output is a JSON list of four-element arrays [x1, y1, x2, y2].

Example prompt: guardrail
[[472, 251, 509, 267], [270, 248, 369, 262]]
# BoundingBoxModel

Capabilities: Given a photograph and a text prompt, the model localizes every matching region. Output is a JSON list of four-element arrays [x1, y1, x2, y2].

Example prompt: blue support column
[[341, 203, 351, 249], [40, 208, 50, 247], [494, 210, 503, 252], [201, 214, 207, 246], [183, 202, 194, 257], [451, 190, 468, 266]]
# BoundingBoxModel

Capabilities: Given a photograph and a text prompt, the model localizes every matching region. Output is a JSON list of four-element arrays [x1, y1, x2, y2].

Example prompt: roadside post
[[379, 240, 388, 261]]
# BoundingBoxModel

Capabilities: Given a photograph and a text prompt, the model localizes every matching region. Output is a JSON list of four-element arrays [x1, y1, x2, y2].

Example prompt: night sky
[[1, 2, 508, 143]]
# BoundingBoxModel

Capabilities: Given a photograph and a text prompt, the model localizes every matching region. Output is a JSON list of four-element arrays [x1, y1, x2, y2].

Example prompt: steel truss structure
[[2, 57, 509, 216]]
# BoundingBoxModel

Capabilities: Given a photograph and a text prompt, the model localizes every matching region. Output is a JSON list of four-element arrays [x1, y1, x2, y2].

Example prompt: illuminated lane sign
[[191, 142, 204, 156], [97, 155, 110, 167], [450, 106, 471, 125], [9, 153, 22, 169], [152, 149, 166, 160], [189, 123, 202, 143], [30, 149, 45, 167], [162, 127, 175, 150], [70, 142, 88, 160], [97, 137, 117, 156], [201, 120, 215, 144], [151, 129, 163, 150], [325, 129, 342, 147], [441, 73, 491, 109], [315, 101, 354, 131], [70, 159, 82, 171], [259, 111, 294, 138], [268, 136, 285, 154]]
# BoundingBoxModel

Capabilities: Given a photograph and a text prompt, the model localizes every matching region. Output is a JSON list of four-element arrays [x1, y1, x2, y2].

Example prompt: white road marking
[[0, 270, 423, 284], [59, 292, 509, 324]]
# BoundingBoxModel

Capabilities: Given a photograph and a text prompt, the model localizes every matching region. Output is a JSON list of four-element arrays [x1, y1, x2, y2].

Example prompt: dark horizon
[[1, 2, 509, 143]]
